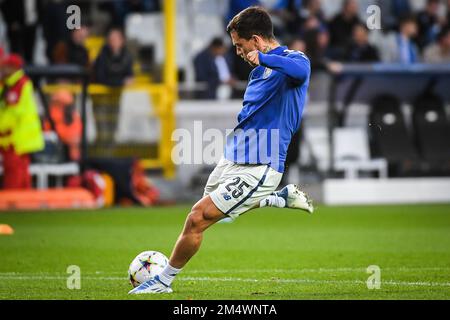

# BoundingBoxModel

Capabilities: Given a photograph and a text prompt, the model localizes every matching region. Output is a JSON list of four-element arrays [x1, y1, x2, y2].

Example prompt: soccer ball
[[128, 251, 169, 287]]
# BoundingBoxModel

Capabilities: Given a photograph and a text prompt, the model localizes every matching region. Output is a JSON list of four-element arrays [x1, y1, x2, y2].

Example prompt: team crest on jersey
[[262, 67, 272, 79]]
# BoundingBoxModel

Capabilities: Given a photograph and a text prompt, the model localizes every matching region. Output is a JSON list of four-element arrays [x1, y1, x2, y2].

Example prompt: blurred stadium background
[[1, 0, 449, 208], [0, 0, 450, 209], [0, 0, 450, 300]]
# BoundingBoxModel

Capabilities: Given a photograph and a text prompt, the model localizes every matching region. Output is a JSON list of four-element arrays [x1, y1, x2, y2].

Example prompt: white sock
[[158, 263, 181, 286], [260, 194, 286, 208]]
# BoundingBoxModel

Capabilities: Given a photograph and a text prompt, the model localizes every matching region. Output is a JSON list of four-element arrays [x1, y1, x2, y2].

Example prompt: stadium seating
[[125, 12, 224, 78], [412, 94, 450, 175], [369, 94, 422, 177], [333, 127, 388, 179], [115, 91, 160, 144]]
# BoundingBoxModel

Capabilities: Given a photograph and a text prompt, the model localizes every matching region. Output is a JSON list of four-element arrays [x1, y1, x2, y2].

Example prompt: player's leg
[[129, 195, 225, 294], [129, 159, 230, 295], [166, 157, 233, 268], [166, 195, 225, 269], [153, 160, 235, 287], [210, 160, 313, 214], [259, 184, 314, 213], [206, 161, 313, 214]]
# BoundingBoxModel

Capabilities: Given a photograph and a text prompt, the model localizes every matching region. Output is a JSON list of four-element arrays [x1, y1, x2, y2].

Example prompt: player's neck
[[260, 40, 280, 54]]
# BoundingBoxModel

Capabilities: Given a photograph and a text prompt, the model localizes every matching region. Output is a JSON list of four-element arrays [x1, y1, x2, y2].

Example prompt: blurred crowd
[[195, 0, 450, 98], [0, 0, 449, 96], [1, 0, 449, 191], [224, 0, 450, 66], [0, 0, 162, 87]]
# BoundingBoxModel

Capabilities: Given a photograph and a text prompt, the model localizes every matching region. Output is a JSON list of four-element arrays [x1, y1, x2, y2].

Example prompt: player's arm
[[248, 50, 310, 83]]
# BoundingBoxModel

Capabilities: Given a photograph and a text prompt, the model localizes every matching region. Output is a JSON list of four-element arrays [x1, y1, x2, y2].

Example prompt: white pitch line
[[172, 267, 450, 274], [0, 275, 449, 288], [180, 277, 450, 288], [2, 266, 447, 276]]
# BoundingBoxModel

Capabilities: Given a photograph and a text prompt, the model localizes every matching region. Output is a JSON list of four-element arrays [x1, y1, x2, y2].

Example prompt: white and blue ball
[[128, 251, 168, 287]]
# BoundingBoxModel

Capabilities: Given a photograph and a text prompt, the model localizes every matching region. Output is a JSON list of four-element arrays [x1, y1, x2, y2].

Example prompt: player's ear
[[251, 35, 262, 50]]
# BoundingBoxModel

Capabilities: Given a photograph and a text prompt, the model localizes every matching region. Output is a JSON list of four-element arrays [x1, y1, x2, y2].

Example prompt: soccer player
[[129, 6, 313, 294]]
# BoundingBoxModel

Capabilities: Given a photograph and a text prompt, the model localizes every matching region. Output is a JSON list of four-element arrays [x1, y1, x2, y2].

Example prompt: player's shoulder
[[282, 49, 310, 61]]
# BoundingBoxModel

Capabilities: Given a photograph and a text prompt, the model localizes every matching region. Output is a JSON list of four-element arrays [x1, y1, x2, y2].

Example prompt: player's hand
[[246, 50, 260, 66]]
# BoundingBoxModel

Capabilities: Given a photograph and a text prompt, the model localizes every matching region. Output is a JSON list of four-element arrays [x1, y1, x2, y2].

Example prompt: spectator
[[93, 28, 134, 87], [301, 14, 323, 34], [193, 38, 233, 100], [42, 0, 70, 63], [0, 54, 44, 189], [424, 27, 450, 63], [53, 25, 90, 68], [328, 0, 362, 59], [381, 16, 419, 63], [390, 0, 412, 19], [288, 38, 307, 52], [299, 0, 326, 30], [44, 90, 82, 161], [303, 28, 332, 71], [378, 0, 412, 30], [344, 24, 380, 62], [297, 12, 324, 56], [67, 26, 90, 67], [416, 0, 442, 51], [265, 0, 304, 37], [0, 0, 40, 64]]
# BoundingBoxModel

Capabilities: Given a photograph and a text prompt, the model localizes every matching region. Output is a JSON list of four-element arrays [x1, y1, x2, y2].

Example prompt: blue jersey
[[224, 46, 311, 173]]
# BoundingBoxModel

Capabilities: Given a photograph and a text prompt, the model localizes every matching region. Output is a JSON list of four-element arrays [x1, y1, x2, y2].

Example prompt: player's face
[[230, 31, 258, 66]]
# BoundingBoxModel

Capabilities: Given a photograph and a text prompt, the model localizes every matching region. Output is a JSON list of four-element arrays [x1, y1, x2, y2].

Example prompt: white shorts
[[204, 157, 283, 220]]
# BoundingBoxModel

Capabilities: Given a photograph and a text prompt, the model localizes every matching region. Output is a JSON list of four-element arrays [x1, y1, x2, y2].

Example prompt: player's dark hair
[[226, 6, 275, 40]]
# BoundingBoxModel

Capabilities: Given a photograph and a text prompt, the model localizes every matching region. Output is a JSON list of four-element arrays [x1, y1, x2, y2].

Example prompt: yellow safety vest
[[0, 70, 44, 155]]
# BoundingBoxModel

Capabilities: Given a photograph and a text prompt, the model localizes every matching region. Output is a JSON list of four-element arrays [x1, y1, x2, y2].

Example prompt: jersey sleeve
[[258, 51, 310, 84]]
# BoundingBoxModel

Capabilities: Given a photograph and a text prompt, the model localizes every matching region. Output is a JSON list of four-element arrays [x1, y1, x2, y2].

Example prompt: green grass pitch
[[0, 204, 449, 300]]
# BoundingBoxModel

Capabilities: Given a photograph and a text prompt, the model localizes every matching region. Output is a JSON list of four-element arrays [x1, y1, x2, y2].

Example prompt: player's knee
[[185, 205, 207, 232]]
